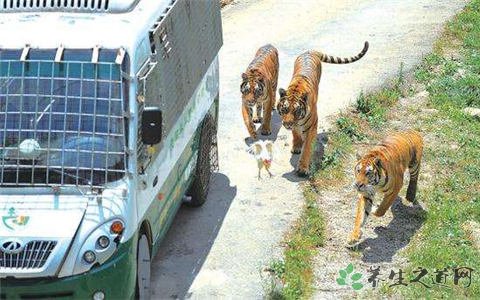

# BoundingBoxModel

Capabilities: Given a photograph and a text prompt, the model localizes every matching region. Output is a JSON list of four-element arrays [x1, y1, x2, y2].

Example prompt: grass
[[335, 116, 365, 142], [282, 187, 325, 299], [267, 0, 480, 298], [395, 1, 480, 297]]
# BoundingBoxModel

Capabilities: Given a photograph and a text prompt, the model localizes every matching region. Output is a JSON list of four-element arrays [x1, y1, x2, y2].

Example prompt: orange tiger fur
[[347, 130, 423, 247], [278, 41, 369, 177], [241, 44, 279, 139]]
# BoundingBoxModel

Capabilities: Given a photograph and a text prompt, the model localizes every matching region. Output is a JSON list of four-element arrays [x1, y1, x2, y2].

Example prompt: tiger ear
[[302, 94, 308, 102], [241, 73, 248, 81], [279, 88, 286, 98], [374, 157, 382, 169]]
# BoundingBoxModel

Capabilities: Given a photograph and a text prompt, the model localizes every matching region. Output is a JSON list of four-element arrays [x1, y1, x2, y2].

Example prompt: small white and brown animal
[[247, 140, 274, 179]]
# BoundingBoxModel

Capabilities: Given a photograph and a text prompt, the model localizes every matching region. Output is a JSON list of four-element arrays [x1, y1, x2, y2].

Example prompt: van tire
[[135, 233, 151, 300], [185, 114, 216, 207]]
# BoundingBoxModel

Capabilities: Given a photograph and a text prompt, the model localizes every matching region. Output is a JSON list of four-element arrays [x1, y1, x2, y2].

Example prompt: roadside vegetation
[[265, 0, 480, 298], [396, 1, 480, 297]]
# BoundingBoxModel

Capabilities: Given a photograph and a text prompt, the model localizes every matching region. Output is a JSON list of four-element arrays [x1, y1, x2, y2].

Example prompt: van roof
[[0, 0, 139, 13], [0, 0, 171, 54]]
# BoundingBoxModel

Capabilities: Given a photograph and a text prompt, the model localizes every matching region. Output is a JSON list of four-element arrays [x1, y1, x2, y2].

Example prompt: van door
[[135, 0, 222, 242]]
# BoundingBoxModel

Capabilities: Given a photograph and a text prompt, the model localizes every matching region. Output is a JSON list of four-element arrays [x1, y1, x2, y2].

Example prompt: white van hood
[[0, 186, 130, 278], [0, 195, 87, 238], [0, 194, 88, 278]]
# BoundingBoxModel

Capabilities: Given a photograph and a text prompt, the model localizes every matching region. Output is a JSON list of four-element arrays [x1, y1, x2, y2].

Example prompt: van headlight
[[97, 236, 110, 248], [83, 250, 97, 264], [73, 219, 124, 275]]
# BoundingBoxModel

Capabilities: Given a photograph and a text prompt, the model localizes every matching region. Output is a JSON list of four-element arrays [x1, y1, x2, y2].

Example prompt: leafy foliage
[[336, 116, 365, 141]]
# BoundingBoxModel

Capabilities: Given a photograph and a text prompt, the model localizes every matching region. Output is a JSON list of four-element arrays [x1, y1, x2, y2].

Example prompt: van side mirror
[[142, 107, 162, 145]]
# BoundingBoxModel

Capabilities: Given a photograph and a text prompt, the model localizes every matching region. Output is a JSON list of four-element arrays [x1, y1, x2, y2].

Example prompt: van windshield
[[0, 49, 127, 187]]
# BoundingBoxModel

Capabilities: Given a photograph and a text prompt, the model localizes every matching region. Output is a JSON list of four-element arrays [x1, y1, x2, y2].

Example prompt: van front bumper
[[0, 239, 136, 300]]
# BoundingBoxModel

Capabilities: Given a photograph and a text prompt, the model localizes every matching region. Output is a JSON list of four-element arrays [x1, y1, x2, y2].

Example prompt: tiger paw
[[291, 148, 302, 154], [296, 168, 309, 178], [346, 232, 362, 249], [260, 127, 271, 136], [346, 237, 361, 250], [252, 117, 263, 124]]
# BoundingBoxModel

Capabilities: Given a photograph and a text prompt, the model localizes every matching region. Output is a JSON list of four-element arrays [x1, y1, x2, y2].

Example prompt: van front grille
[[0, 240, 57, 269]]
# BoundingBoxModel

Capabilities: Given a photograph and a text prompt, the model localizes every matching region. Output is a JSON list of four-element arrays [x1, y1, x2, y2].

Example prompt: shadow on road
[[150, 173, 237, 299], [283, 132, 328, 182], [258, 112, 283, 143], [357, 197, 426, 263]]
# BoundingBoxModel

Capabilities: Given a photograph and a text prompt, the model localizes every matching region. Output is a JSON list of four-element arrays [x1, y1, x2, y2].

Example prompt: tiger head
[[240, 71, 267, 107], [353, 154, 385, 197], [277, 87, 308, 130]]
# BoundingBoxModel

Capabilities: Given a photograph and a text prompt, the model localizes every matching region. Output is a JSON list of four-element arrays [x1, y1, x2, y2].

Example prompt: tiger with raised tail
[[241, 44, 279, 139], [278, 41, 369, 176], [347, 130, 424, 247]]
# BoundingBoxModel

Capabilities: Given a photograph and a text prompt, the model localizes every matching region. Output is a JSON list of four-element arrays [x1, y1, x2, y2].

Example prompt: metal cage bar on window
[[0, 59, 127, 188]]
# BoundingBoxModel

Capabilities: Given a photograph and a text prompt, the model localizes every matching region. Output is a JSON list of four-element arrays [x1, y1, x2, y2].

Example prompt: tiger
[[347, 130, 424, 247], [241, 44, 279, 139], [277, 41, 369, 177]]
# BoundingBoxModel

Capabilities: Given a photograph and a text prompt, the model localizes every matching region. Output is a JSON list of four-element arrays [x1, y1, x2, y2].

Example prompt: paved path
[[150, 0, 466, 298]]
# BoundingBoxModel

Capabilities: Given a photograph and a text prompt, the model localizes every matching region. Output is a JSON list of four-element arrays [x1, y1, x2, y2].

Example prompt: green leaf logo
[[346, 263, 354, 274], [351, 273, 362, 281], [335, 264, 364, 291], [352, 282, 364, 290]]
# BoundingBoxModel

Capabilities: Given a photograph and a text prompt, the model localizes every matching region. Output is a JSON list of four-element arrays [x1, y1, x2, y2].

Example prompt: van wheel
[[135, 234, 151, 300], [186, 114, 216, 207]]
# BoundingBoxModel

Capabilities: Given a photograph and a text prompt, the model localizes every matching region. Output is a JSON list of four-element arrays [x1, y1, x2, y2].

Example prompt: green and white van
[[0, 0, 222, 299]]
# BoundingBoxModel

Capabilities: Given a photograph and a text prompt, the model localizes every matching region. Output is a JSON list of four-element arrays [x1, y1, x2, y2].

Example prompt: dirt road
[[150, 0, 466, 298]]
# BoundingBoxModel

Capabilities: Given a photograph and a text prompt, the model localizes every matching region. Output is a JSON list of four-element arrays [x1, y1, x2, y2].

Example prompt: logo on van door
[[2, 207, 30, 231]]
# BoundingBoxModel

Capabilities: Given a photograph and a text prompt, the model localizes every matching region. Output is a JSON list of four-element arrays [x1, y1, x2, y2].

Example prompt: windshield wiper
[[35, 97, 57, 125], [32, 80, 80, 126]]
